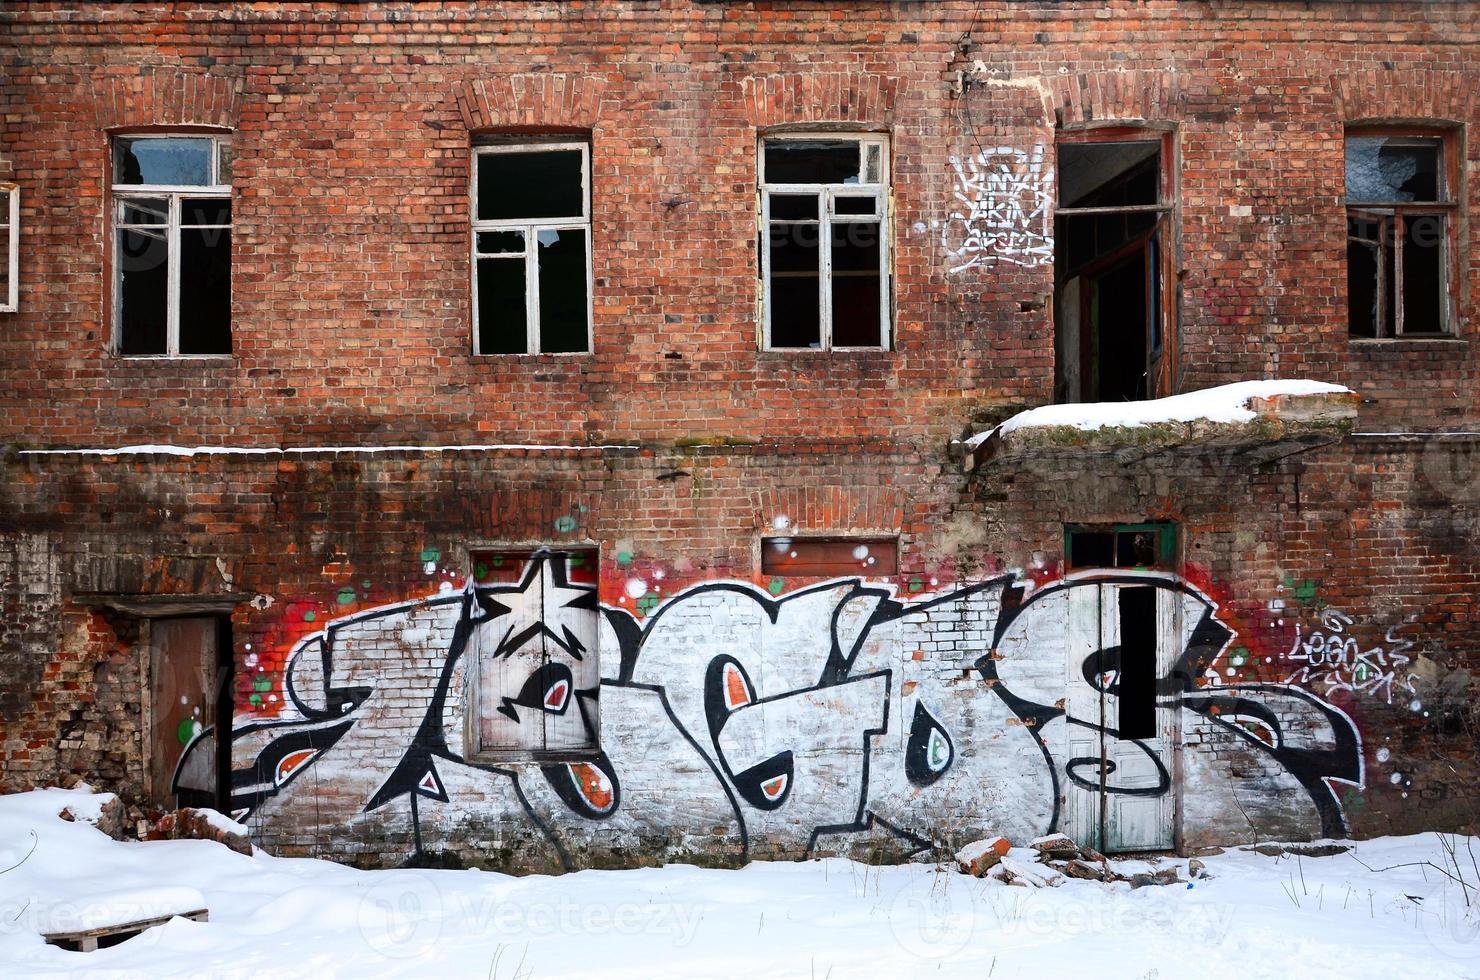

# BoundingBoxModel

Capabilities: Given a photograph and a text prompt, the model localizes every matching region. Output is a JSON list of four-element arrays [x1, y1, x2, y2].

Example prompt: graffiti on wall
[[941, 144, 1054, 272], [182, 555, 1366, 867], [1282, 608, 1419, 706]]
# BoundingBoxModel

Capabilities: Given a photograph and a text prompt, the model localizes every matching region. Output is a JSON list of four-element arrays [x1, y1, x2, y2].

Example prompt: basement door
[[1064, 581, 1179, 852], [472, 548, 600, 758], [150, 616, 229, 810]]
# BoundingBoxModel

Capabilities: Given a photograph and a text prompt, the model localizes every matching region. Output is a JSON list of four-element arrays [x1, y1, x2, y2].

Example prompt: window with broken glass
[[0, 182, 17, 313], [760, 135, 890, 350], [112, 135, 233, 356], [1345, 131, 1455, 338], [472, 142, 592, 355]]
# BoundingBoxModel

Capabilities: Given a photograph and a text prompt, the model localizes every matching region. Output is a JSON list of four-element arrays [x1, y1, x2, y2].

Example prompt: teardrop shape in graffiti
[[275, 748, 318, 787], [722, 661, 753, 710], [542, 753, 621, 820], [904, 702, 955, 786], [731, 750, 795, 811], [543, 678, 571, 713]]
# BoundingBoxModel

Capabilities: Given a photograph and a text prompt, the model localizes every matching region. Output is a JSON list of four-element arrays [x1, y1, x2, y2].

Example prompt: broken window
[[1345, 131, 1454, 337], [0, 182, 16, 312], [112, 135, 232, 356], [1065, 523, 1175, 572], [1054, 135, 1173, 403], [472, 143, 592, 354], [760, 135, 890, 350], [760, 536, 899, 576], [470, 548, 600, 758]]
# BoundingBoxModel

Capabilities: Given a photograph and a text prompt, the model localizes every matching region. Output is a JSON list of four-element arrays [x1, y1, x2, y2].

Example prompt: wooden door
[[1064, 583, 1178, 852], [149, 617, 219, 808]]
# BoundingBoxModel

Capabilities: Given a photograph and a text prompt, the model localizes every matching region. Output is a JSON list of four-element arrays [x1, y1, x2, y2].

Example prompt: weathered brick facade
[[1, 1, 1476, 870]]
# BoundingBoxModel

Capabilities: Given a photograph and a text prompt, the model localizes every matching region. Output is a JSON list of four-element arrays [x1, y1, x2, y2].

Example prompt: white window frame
[[0, 183, 17, 313], [470, 142, 594, 356], [110, 133, 233, 358], [759, 133, 891, 351]]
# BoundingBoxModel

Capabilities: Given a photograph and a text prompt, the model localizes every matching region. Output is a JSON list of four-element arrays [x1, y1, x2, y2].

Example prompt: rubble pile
[[953, 832, 1212, 889]]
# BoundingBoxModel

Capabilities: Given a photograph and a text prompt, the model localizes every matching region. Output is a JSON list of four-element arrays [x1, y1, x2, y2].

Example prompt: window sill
[[759, 346, 893, 355], [112, 353, 236, 361], [1350, 336, 1465, 346]]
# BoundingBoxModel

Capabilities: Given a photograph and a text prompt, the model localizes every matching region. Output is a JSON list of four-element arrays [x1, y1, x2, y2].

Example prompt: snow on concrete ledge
[[966, 380, 1359, 468], [968, 380, 1354, 448]]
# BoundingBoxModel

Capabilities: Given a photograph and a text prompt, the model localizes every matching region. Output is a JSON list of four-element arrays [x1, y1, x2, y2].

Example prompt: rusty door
[[149, 617, 219, 809]]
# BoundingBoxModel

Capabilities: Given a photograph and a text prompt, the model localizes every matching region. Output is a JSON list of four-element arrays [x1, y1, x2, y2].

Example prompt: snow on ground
[[1, 788, 1477, 979], [966, 380, 1354, 448]]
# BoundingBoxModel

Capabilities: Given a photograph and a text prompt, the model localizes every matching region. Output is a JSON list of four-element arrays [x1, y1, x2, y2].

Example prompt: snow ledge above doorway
[[964, 380, 1360, 470]]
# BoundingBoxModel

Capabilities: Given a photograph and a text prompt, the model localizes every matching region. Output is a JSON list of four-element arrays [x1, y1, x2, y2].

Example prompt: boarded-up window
[[761, 536, 899, 576], [470, 548, 600, 758]]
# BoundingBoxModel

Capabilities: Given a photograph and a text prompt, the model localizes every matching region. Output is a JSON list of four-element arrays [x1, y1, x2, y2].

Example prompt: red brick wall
[[1, 1, 1476, 446], [1, 2, 1477, 865]]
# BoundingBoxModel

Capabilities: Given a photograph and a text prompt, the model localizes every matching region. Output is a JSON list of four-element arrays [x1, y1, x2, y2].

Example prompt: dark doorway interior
[[1055, 138, 1168, 403]]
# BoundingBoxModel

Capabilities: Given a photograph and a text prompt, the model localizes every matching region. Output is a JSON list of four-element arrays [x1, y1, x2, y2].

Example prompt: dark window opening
[[1344, 132, 1452, 337], [763, 140, 861, 185], [761, 536, 899, 577], [1055, 138, 1168, 404], [472, 143, 591, 355], [1116, 586, 1158, 741], [761, 136, 888, 350], [476, 150, 585, 222], [112, 136, 231, 356], [1065, 524, 1175, 571]]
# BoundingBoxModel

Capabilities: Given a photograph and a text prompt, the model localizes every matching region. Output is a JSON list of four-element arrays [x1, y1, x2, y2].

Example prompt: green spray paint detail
[[554, 515, 578, 534], [336, 587, 357, 605], [249, 693, 263, 708], [577, 503, 589, 513], [253, 676, 272, 693], [1229, 647, 1249, 668], [420, 548, 441, 563], [767, 577, 785, 596], [302, 609, 316, 622], [362, 579, 373, 589], [1295, 579, 1319, 604], [636, 593, 659, 615], [176, 718, 197, 745], [616, 551, 633, 566], [474, 562, 489, 580], [909, 577, 925, 593]]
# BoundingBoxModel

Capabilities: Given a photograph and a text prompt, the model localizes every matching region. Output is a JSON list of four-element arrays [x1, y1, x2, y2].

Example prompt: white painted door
[[1064, 581, 1178, 852]]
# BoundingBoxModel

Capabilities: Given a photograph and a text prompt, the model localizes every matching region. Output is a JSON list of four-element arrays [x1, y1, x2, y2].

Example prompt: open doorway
[[1055, 133, 1174, 404]]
